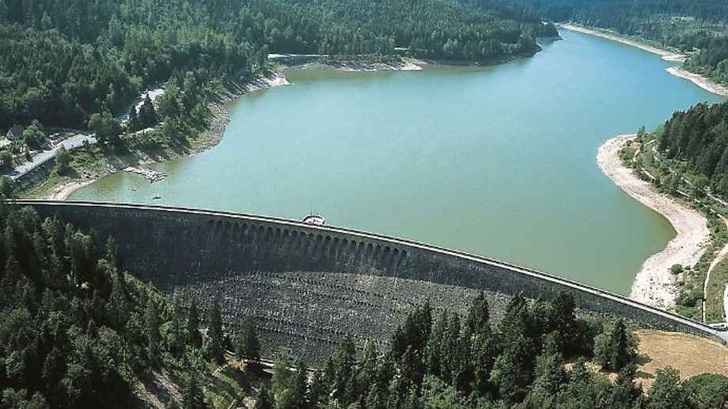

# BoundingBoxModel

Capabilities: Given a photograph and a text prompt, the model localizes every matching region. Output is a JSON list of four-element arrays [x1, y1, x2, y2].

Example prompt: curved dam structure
[[14, 200, 728, 360]]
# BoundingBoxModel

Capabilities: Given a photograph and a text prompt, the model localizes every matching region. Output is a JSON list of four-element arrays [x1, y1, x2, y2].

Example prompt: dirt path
[[704, 215, 728, 322]]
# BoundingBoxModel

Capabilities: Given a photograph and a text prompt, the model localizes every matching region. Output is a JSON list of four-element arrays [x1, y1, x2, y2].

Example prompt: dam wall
[[15, 200, 727, 360]]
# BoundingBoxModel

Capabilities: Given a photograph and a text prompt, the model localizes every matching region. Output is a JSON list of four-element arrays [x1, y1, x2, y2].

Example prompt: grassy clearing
[[706, 258, 728, 322], [635, 330, 728, 390]]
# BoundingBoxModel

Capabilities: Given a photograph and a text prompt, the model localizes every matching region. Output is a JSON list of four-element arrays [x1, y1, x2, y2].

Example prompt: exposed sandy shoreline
[[560, 24, 728, 97], [597, 135, 710, 309], [48, 179, 97, 200], [666, 66, 728, 97], [298, 57, 425, 72], [560, 24, 686, 62]]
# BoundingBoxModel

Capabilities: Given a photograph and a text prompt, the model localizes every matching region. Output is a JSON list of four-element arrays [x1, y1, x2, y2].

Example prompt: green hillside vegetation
[[0, 188, 254, 407], [266, 294, 728, 409], [656, 101, 728, 197], [514, 0, 728, 85], [619, 103, 728, 321], [0, 0, 551, 131]]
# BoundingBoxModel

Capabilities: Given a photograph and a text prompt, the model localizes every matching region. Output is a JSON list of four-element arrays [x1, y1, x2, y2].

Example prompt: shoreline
[[31, 71, 291, 200], [666, 66, 728, 97], [597, 135, 710, 309], [560, 23, 728, 97], [559, 23, 686, 62], [295, 57, 426, 72]]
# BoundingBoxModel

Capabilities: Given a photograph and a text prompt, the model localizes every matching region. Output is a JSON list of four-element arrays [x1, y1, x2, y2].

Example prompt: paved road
[[10, 133, 97, 180]]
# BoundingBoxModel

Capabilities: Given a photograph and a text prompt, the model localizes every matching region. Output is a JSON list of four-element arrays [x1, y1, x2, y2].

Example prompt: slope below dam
[[16, 200, 727, 361]]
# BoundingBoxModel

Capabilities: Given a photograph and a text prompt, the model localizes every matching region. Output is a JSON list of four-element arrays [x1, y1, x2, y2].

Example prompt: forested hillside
[[266, 294, 728, 409], [656, 101, 728, 197], [0, 0, 549, 131], [0, 189, 257, 407], [513, 0, 728, 85]]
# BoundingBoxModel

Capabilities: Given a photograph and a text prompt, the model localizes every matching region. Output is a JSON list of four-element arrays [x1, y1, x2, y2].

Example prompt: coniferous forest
[[513, 0, 728, 86], [656, 101, 728, 197], [0, 0, 553, 131]]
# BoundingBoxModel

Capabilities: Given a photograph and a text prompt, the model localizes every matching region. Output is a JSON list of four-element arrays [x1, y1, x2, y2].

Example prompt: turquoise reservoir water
[[71, 29, 723, 294]]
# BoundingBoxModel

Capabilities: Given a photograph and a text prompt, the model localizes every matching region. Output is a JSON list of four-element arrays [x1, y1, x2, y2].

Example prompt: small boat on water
[[302, 214, 325, 226], [152, 195, 162, 200]]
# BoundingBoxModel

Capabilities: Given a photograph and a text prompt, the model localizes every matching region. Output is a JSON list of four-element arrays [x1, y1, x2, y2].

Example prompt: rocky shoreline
[[597, 135, 710, 310]]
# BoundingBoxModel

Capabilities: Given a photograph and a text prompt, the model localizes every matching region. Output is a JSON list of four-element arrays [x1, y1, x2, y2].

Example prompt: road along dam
[[14, 200, 728, 361]]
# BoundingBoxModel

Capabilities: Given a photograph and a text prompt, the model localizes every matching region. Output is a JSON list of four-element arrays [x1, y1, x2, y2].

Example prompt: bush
[[670, 264, 683, 275]]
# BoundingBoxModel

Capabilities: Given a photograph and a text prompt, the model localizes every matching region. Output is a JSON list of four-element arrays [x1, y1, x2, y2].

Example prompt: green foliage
[[301, 293, 679, 409], [650, 102, 728, 199], [254, 385, 275, 409], [594, 319, 638, 372], [235, 315, 261, 363], [137, 96, 159, 129], [87, 112, 121, 145], [53, 146, 71, 175], [684, 373, 728, 409], [187, 297, 201, 349], [0, 150, 12, 170], [182, 375, 207, 409], [648, 368, 691, 409], [205, 300, 224, 365], [22, 123, 45, 150], [144, 297, 161, 366], [0, 202, 225, 407], [0, 0, 549, 132], [517, 0, 728, 85]]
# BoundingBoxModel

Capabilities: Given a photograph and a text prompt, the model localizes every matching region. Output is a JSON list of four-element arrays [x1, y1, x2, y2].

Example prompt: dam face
[[15, 200, 725, 361]]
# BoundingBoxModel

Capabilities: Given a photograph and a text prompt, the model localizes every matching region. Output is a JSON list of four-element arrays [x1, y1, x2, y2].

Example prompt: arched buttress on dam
[[13, 200, 728, 361]]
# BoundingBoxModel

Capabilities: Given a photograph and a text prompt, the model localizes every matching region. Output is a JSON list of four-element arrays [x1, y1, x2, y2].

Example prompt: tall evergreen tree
[[138, 95, 159, 128], [144, 297, 161, 366], [235, 315, 261, 363], [206, 301, 225, 364], [187, 297, 201, 348], [182, 376, 206, 409]]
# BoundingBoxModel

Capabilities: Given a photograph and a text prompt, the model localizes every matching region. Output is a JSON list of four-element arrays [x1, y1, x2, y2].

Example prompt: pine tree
[[291, 361, 309, 408], [546, 293, 579, 357], [145, 297, 161, 367], [187, 297, 201, 348], [235, 315, 261, 364], [648, 368, 690, 409], [308, 371, 326, 408], [138, 95, 159, 128], [329, 335, 357, 406], [531, 334, 566, 404], [169, 297, 185, 357], [357, 341, 379, 399], [127, 105, 140, 132], [609, 319, 636, 371], [254, 385, 274, 409], [182, 376, 206, 409], [206, 301, 225, 364], [465, 291, 490, 335]]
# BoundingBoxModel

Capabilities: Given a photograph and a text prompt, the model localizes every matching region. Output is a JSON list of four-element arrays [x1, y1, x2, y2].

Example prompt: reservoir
[[70, 29, 724, 294]]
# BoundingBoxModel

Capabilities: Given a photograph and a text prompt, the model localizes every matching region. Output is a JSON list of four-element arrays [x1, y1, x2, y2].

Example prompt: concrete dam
[[14, 200, 728, 361]]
